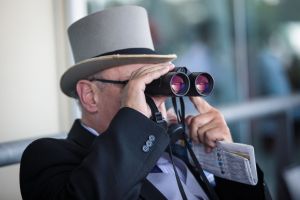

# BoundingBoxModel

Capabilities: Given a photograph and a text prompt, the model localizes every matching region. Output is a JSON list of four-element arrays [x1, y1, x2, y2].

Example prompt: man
[[20, 5, 271, 200]]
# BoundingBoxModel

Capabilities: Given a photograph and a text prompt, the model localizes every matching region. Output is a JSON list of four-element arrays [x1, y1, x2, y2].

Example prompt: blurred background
[[1, 0, 300, 199]]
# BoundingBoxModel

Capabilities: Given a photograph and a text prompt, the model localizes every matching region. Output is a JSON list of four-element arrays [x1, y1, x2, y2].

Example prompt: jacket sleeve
[[20, 107, 170, 200], [214, 164, 272, 200]]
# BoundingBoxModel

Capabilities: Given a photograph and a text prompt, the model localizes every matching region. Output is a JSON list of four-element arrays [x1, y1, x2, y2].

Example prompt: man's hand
[[121, 63, 175, 117], [186, 97, 232, 152]]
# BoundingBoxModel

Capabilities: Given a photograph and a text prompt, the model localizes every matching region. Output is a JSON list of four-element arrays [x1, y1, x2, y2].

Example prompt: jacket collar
[[67, 119, 96, 149]]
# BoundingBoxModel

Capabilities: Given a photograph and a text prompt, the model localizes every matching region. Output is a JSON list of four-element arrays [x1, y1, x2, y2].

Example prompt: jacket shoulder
[[22, 138, 66, 157]]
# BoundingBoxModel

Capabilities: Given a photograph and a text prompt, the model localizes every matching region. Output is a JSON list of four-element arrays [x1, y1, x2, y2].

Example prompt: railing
[[0, 134, 65, 167], [218, 94, 300, 123], [1, 94, 300, 168]]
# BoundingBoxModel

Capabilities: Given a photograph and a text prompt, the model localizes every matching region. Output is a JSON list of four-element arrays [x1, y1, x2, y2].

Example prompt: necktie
[[148, 154, 209, 200]]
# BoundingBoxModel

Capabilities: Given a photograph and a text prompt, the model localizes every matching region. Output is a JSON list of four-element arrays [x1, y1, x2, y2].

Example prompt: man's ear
[[76, 80, 99, 113]]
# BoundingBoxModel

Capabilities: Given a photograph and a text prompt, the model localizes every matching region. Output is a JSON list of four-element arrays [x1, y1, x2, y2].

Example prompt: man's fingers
[[130, 63, 174, 83], [188, 109, 232, 149], [166, 108, 178, 124], [131, 66, 167, 83], [199, 126, 232, 147], [197, 121, 217, 142], [186, 97, 233, 152], [189, 96, 212, 114], [185, 115, 193, 126], [130, 63, 166, 77], [157, 102, 167, 119], [197, 117, 224, 139], [187, 112, 215, 140], [201, 128, 224, 152], [204, 128, 222, 145], [122, 63, 174, 118]]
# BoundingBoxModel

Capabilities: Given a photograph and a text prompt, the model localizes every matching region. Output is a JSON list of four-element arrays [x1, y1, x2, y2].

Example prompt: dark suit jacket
[[20, 107, 271, 200]]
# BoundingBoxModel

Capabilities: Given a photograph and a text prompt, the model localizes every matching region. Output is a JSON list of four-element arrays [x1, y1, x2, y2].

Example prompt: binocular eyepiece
[[145, 67, 214, 97]]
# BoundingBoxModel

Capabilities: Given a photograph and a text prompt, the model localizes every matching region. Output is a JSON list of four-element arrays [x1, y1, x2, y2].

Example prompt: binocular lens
[[171, 75, 186, 95], [145, 72, 190, 96], [170, 74, 189, 96], [194, 73, 213, 95], [195, 75, 209, 93]]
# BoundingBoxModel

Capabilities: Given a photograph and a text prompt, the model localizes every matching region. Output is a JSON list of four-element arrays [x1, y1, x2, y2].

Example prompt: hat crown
[[68, 5, 155, 63], [61, 5, 176, 98]]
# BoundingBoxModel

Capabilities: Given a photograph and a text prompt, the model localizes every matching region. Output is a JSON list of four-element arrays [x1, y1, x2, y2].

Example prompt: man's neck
[[81, 114, 106, 134]]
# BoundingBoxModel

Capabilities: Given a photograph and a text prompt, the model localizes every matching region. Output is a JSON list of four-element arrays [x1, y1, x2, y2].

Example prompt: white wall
[[0, 164, 21, 200], [0, 0, 59, 141], [0, 0, 72, 199], [0, 1, 60, 141]]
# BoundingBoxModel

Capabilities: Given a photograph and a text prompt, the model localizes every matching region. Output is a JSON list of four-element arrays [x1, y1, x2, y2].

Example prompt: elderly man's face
[[94, 64, 142, 116], [90, 63, 167, 130]]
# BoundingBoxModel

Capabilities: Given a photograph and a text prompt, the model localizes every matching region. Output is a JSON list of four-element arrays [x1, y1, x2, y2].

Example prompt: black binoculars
[[145, 67, 214, 97]]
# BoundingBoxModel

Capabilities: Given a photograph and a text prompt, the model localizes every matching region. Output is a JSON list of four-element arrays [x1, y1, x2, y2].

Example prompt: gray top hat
[[60, 5, 177, 98]]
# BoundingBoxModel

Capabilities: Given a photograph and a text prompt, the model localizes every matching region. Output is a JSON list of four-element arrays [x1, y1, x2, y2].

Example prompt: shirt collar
[[80, 121, 101, 136]]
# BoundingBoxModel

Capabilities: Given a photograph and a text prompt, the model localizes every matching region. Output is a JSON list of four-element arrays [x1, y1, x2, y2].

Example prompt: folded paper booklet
[[191, 141, 258, 185]]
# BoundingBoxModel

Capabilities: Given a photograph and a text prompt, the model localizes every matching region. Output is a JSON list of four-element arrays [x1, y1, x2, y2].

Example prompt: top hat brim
[[60, 54, 177, 97]]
